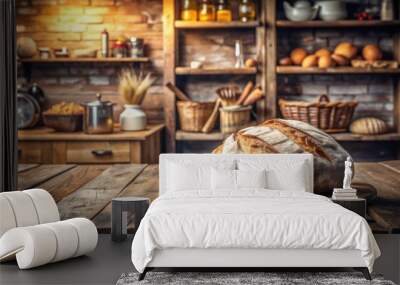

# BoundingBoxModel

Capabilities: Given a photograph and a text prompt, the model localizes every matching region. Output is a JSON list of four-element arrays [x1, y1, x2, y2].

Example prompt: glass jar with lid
[[239, 0, 256, 22], [216, 0, 232, 22], [181, 0, 197, 21], [198, 0, 216, 21]]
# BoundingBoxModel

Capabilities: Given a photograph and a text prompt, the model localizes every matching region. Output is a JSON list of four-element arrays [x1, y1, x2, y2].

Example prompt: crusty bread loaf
[[350, 117, 388, 135], [213, 119, 352, 196]]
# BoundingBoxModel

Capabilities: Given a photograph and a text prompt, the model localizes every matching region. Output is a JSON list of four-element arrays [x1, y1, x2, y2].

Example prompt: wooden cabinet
[[18, 124, 164, 164]]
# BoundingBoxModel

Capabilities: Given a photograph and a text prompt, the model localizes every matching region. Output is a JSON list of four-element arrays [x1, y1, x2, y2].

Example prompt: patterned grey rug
[[116, 272, 395, 285]]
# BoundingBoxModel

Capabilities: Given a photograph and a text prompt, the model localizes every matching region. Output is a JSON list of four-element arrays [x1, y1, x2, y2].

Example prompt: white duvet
[[131, 190, 380, 273]]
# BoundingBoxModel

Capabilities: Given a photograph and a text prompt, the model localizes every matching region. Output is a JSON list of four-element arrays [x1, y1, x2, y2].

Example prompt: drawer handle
[[91, 149, 113, 157]]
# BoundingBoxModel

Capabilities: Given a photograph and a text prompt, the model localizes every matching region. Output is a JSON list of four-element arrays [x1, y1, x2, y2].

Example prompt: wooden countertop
[[18, 124, 164, 141]]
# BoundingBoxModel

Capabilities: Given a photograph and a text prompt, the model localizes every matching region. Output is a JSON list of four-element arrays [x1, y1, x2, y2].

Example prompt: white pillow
[[237, 169, 267, 189], [267, 163, 307, 192], [167, 160, 235, 192], [211, 168, 267, 190], [237, 159, 309, 192], [211, 168, 236, 190]]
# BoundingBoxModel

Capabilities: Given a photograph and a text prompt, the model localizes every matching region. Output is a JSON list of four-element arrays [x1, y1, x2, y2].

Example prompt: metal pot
[[83, 93, 114, 134]]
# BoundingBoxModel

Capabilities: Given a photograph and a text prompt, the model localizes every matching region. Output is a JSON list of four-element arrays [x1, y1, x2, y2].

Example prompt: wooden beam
[[163, 0, 177, 152], [57, 164, 146, 220], [256, 0, 267, 121], [18, 164, 76, 190], [93, 165, 159, 233], [266, 0, 277, 119]]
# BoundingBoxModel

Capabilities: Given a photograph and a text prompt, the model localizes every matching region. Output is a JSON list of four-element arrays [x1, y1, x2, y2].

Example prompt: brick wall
[[16, 0, 164, 122], [278, 29, 395, 126]]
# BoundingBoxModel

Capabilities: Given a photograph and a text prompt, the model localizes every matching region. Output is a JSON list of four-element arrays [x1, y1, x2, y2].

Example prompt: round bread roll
[[350, 117, 388, 135], [279, 57, 293, 66], [17, 37, 37, 58], [334, 42, 358, 59], [290, 48, 308, 65], [331, 54, 349, 66], [362, 44, 383, 62], [302, 55, 318, 68], [213, 119, 352, 196], [318, 54, 334, 68], [315, 48, 331, 58], [245, 58, 257, 68]]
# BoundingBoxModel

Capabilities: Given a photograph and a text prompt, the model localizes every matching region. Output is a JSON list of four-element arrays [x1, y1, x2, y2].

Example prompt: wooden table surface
[[18, 124, 164, 141], [17, 161, 400, 234]]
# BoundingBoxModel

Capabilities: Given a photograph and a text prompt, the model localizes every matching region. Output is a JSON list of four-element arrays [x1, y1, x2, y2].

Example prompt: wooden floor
[[17, 161, 400, 234], [17, 163, 158, 233]]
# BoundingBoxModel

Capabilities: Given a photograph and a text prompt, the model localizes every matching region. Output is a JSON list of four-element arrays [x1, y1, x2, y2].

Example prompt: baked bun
[[279, 57, 293, 66], [362, 44, 383, 61], [315, 48, 331, 58], [290, 48, 308, 65], [318, 54, 334, 68], [302, 55, 318, 68], [331, 54, 349, 66], [213, 119, 352, 196], [334, 42, 358, 59], [350, 117, 388, 135]]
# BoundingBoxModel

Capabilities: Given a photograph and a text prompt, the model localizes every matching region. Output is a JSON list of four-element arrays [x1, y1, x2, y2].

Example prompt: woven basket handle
[[317, 94, 330, 103]]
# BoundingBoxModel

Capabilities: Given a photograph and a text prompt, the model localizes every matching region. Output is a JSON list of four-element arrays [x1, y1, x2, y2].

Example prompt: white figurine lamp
[[332, 157, 358, 200]]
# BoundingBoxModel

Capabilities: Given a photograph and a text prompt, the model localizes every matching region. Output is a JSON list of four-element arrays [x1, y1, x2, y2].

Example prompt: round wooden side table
[[111, 197, 150, 242]]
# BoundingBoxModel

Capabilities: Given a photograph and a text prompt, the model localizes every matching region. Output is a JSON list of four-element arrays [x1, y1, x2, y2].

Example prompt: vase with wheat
[[118, 69, 155, 131]]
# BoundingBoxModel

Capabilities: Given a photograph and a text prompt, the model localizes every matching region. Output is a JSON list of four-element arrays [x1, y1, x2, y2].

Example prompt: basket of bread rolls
[[279, 94, 358, 133], [280, 42, 398, 69]]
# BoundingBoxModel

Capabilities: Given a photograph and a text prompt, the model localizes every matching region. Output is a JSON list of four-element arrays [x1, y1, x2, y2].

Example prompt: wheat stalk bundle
[[118, 69, 156, 105]]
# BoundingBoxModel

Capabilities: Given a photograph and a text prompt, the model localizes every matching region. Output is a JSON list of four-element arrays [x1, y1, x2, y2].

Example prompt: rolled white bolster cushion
[[23, 189, 60, 224], [0, 218, 98, 269], [0, 196, 17, 237]]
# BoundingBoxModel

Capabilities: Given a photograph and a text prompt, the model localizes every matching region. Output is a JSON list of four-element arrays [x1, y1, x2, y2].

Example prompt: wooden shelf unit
[[176, 130, 400, 142], [276, 66, 400, 75], [175, 20, 259, 29], [163, 0, 267, 152], [175, 67, 257, 75], [20, 57, 150, 82], [19, 57, 150, 63], [164, 0, 400, 152], [276, 20, 400, 28], [266, 0, 400, 146]]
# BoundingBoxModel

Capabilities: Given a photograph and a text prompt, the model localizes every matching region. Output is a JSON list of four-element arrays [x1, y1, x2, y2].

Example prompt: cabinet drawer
[[66, 141, 130, 163], [18, 142, 52, 163]]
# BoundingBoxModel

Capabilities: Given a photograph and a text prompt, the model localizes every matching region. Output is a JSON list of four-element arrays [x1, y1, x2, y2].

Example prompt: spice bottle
[[101, 29, 109, 58], [199, 0, 216, 21], [181, 0, 197, 21], [239, 0, 256, 22], [380, 0, 394, 21], [235, 40, 244, 68], [216, 0, 232, 22]]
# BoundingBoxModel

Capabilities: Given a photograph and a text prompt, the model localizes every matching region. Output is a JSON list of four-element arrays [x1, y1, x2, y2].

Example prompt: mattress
[[131, 190, 380, 273]]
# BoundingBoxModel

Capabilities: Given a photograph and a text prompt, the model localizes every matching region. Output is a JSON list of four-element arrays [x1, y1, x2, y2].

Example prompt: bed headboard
[[159, 154, 314, 195]]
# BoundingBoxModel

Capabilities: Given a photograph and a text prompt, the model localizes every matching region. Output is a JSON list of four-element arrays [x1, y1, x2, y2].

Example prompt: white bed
[[131, 154, 380, 281]]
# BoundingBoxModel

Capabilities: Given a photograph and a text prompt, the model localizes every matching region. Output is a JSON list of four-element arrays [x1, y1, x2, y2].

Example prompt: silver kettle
[[83, 93, 114, 134]]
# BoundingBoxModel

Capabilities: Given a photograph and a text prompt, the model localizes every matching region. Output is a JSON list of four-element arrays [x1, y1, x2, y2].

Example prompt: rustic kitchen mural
[[15, 0, 400, 160]]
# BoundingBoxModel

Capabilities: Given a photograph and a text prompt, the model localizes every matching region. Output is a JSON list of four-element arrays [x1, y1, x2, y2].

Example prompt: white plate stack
[[332, 188, 358, 200]]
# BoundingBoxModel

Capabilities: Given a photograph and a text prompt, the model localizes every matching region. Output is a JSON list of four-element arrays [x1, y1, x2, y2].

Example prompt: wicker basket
[[279, 95, 358, 133], [177, 101, 215, 132], [220, 106, 252, 133]]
